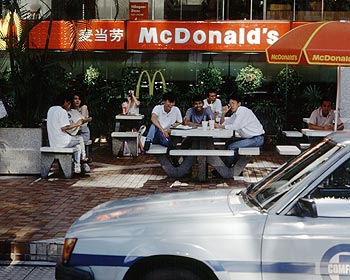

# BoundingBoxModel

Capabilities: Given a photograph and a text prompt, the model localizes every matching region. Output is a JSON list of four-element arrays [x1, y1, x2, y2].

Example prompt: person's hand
[[222, 105, 229, 114], [76, 119, 84, 126], [323, 124, 333, 130]]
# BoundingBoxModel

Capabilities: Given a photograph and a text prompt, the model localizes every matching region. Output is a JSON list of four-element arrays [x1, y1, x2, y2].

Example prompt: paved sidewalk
[[0, 144, 287, 263]]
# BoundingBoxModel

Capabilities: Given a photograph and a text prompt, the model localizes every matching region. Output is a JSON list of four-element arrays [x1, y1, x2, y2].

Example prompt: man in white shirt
[[47, 93, 90, 175], [203, 89, 222, 119], [144, 93, 183, 151], [308, 98, 344, 130], [216, 95, 265, 167]]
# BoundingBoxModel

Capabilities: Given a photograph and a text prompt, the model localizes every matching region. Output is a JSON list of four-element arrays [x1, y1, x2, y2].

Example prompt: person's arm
[[184, 117, 201, 127], [80, 105, 89, 118], [151, 113, 170, 138], [61, 118, 85, 132], [308, 122, 333, 130], [219, 105, 229, 124]]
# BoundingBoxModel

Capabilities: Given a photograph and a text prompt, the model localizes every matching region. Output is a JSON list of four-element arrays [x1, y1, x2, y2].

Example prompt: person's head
[[192, 95, 204, 113], [71, 92, 86, 109], [54, 93, 71, 111], [227, 95, 242, 113], [162, 92, 176, 112], [206, 89, 217, 103], [320, 97, 333, 116]]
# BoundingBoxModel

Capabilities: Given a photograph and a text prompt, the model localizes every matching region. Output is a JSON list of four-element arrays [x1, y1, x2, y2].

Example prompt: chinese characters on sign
[[76, 20, 125, 50]]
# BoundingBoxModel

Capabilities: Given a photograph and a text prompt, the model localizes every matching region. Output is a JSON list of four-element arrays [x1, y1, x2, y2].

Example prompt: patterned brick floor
[[0, 143, 288, 261]]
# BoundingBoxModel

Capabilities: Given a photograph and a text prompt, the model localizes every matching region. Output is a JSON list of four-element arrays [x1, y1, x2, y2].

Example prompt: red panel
[[28, 21, 74, 50]]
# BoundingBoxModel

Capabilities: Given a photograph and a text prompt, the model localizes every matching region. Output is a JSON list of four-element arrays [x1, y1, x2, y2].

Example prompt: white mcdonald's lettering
[[271, 54, 298, 61], [135, 70, 166, 97], [139, 27, 279, 46], [312, 54, 350, 63]]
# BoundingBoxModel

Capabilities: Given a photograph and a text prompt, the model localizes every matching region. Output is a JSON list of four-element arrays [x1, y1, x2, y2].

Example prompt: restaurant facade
[[4, 0, 350, 132]]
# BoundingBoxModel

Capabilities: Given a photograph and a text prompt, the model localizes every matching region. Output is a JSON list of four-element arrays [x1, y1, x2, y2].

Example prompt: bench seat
[[238, 147, 260, 155], [40, 147, 75, 178], [169, 149, 235, 157], [282, 131, 303, 138], [276, 145, 301, 155], [111, 131, 139, 157], [145, 144, 168, 155]]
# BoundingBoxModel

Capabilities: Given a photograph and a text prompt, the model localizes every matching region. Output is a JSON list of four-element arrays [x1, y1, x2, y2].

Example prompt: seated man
[[144, 92, 182, 151], [184, 95, 214, 126], [308, 97, 344, 130], [216, 94, 265, 167], [203, 89, 222, 119], [47, 93, 90, 175]]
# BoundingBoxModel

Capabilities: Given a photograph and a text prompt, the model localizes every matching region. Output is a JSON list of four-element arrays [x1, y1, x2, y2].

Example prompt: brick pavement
[[0, 143, 287, 262]]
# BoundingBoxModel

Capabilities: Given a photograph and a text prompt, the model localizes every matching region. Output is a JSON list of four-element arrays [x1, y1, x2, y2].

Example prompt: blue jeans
[[225, 135, 264, 167], [146, 124, 172, 147]]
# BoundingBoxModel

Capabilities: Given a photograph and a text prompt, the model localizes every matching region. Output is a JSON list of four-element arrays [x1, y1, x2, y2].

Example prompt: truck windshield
[[246, 139, 341, 209]]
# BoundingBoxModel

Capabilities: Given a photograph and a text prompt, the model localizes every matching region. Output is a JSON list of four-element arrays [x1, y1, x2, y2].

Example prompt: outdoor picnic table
[[148, 126, 243, 181], [114, 114, 144, 132]]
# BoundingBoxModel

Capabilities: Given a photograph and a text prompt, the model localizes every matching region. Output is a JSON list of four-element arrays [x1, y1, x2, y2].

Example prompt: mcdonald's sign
[[0, 12, 22, 50], [135, 70, 166, 97]]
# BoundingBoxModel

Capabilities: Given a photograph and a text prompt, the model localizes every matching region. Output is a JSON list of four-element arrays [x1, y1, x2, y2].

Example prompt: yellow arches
[[135, 70, 166, 98]]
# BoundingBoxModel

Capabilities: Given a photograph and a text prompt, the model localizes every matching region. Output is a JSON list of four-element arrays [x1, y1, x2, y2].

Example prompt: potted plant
[[235, 65, 264, 95]]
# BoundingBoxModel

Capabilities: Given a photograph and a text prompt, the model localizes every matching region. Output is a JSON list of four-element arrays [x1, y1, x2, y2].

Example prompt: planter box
[[0, 128, 42, 174]]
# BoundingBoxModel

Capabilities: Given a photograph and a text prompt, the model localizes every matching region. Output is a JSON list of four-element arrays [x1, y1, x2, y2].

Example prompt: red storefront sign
[[129, 0, 149, 20], [127, 21, 293, 51], [28, 21, 74, 50], [26, 20, 304, 51], [75, 20, 125, 50]]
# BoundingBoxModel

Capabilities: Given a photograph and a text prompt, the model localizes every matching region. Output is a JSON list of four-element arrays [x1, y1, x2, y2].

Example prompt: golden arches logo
[[0, 12, 22, 50], [135, 70, 166, 98]]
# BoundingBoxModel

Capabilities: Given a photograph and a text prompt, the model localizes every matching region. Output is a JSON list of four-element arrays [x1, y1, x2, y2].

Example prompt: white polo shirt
[[152, 104, 183, 130], [309, 107, 343, 127]]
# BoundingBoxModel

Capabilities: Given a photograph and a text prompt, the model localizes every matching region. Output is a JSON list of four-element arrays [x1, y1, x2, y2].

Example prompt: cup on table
[[202, 121, 208, 130], [209, 119, 215, 130]]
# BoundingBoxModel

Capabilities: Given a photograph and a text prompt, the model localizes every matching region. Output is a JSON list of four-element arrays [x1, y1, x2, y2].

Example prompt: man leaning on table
[[143, 92, 182, 151], [184, 95, 215, 126], [308, 97, 344, 130], [215, 94, 265, 167]]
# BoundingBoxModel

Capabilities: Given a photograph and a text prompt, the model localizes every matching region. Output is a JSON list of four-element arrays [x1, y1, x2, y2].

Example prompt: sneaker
[[82, 163, 90, 173], [74, 163, 81, 174], [138, 125, 147, 136], [143, 140, 151, 151], [81, 157, 92, 163]]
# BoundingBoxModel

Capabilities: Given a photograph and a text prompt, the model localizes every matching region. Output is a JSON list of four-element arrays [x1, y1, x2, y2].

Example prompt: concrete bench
[[276, 145, 301, 155], [145, 144, 168, 155], [299, 143, 311, 150], [238, 147, 260, 155], [40, 147, 75, 178], [169, 149, 235, 157], [111, 132, 139, 157], [282, 131, 303, 138]]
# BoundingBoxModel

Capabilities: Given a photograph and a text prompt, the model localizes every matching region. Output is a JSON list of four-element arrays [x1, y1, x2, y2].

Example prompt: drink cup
[[202, 121, 208, 130], [209, 119, 215, 130]]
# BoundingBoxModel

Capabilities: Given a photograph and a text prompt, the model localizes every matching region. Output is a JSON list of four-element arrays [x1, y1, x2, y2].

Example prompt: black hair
[[206, 89, 217, 97], [53, 93, 71, 106], [320, 96, 333, 105], [162, 92, 176, 103], [227, 94, 242, 103], [193, 95, 204, 104]]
